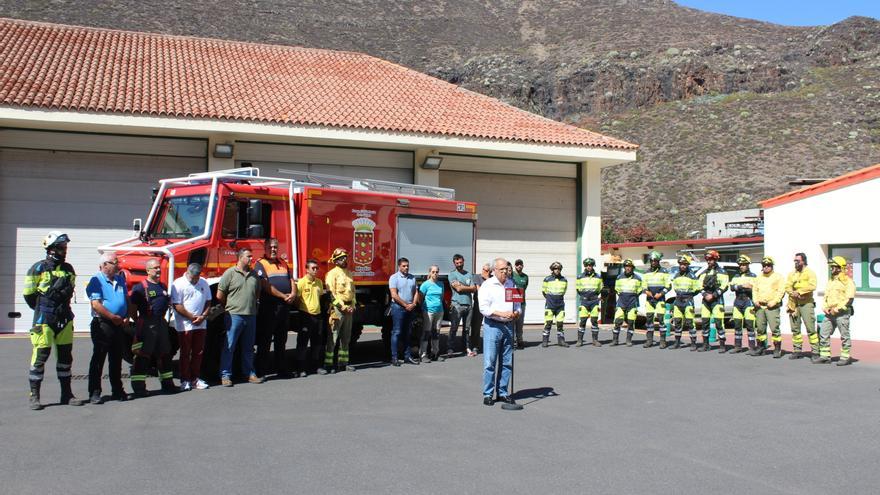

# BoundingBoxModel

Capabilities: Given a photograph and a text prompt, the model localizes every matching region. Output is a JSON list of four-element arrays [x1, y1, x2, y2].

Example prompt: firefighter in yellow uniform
[[751, 257, 786, 357], [813, 256, 856, 366], [575, 258, 603, 347], [728, 255, 758, 354], [785, 253, 818, 359], [697, 250, 729, 352], [613, 259, 643, 347], [642, 251, 671, 348], [323, 248, 357, 373], [23, 231, 86, 410], [542, 262, 569, 348], [670, 255, 700, 349]]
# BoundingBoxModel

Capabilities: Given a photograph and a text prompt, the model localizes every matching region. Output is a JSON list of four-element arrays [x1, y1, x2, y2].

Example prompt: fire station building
[[0, 18, 637, 332]]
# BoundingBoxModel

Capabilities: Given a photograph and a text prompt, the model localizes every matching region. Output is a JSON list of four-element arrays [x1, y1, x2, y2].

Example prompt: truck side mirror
[[247, 225, 264, 239], [132, 218, 142, 232], [247, 199, 262, 225]]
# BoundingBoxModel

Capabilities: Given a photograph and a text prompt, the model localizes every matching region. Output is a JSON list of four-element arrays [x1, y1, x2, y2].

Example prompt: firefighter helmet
[[828, 256, 847, 269], [582, 258, 596, 267], [677, 255, 692, 265], [623, 259, 635, 267], [737, 255, 751, 265], [649, 251, 662, 262], [705, 250, 720, 261], [329, 248, 349, 263], [761, 256, 775, 266], [550, 261, 563, 271], [41, 231, 70, 249]]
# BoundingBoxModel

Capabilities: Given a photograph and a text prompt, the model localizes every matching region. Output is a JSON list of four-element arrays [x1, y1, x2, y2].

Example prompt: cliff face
[[3, 1, 878, 235]]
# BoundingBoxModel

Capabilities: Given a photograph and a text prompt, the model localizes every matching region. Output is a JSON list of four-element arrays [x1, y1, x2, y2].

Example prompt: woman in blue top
[[419, 265, 445, 363]]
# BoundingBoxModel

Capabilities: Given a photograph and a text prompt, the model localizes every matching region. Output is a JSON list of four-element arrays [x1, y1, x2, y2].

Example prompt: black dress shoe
[[499, 396, 517, 405], [111, 392, 130, 401], [89, 393, 104, 405], [483, 396, 495, 406]]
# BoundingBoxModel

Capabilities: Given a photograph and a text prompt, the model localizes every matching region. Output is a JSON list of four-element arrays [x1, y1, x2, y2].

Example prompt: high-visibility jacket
[[23, 258, 76, 327], [671, 271, 699, 303], [823, 273, 855, 315], [785, 267, 817, 304], [752, 271, 785, 307], [325, 266, 356, 308], [729, 271, 757, 300], [576, 271, 602, 303], [614, 273, 642, 308], [542, 275, 568, 310], [642, 268, 671, 297], [699, 265, 729, 300]]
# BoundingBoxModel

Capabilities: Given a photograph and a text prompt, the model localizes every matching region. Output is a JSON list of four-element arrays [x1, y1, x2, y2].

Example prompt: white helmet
[[42, 231, 70, 249]]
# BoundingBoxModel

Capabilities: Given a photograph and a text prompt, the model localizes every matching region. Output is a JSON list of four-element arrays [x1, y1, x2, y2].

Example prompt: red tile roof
[[0, 18, 637, 150], [760, 163, 880, 209]]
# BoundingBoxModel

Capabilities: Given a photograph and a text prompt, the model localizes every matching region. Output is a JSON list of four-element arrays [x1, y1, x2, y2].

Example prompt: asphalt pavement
[[1, 327, 878, 495]]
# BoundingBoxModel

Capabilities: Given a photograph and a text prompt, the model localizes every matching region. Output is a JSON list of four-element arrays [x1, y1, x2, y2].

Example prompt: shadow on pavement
[[511, 386, 558, 405]]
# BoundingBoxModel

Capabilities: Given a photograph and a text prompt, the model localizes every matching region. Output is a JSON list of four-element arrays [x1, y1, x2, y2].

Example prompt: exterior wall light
[[420, 155, 443, 170], [213, 143, 234, 158]]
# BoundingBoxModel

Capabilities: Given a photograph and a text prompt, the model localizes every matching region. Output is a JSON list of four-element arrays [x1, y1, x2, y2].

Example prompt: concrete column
[[208, 136, 236, 171], [579, 161, 602, 263], [413, 148, 440, 186]]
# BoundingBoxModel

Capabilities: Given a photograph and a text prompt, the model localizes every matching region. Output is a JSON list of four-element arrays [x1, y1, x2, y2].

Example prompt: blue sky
[[676, 1, 880, 26]]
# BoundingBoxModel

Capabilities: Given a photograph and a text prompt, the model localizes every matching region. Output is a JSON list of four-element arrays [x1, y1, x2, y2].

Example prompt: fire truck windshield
[[148, 195, 211, 238]]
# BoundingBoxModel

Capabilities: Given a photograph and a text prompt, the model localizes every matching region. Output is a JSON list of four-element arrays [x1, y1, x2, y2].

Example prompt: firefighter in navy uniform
[[575, 258, 603, 347], [23, 231, 86, 410], [670, 255, 700, 350], [642, 251, 671, 348], [541, 262, 569, 348], [728, 255, 758, 354], [697, 250, 729, 352], [612, 259, 643, 347], [129, 258, 176, 397]]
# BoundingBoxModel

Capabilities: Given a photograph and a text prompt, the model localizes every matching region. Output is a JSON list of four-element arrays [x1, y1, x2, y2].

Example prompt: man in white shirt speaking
[[478, 258, 522, 407]]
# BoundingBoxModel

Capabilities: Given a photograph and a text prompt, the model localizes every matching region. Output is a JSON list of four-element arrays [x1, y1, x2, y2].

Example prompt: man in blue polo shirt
[[389, 257, 419, 366], [86, 252, 130, 404]]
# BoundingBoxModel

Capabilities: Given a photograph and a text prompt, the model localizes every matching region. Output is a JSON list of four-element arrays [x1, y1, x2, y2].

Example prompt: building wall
[[764, 177, 880, 342], [706, 208, 762, 238]]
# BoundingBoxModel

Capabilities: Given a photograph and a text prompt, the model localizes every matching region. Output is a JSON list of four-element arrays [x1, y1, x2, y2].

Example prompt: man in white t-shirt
[[170, 263, 212, 391]]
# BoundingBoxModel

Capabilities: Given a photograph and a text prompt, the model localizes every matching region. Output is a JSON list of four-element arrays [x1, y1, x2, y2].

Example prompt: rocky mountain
[[2, 0, 878, 237]]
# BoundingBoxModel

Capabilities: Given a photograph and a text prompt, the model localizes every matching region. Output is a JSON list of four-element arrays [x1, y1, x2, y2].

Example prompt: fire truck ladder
[[274, 168, 456, 200]]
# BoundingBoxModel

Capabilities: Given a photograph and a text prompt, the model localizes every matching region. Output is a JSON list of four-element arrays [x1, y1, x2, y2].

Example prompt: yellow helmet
[[761, 256, 775, 266], [737, 255, 751, 264], [329, 248, 349, 262], [677, 255, 692, 265], [828, 256, 847, 269], [623, 259, 635, 267]]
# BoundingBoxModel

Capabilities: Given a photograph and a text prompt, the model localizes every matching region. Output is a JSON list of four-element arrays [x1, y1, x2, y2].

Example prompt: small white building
[[761, 163, 880, 342], [705, 208, 762, 238]]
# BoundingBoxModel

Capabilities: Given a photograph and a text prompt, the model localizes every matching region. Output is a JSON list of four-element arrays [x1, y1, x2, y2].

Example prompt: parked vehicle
[[99, 167, 478, 363]]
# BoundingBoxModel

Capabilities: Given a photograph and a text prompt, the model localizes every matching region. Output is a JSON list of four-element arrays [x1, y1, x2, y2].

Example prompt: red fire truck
[[99, 168, 478, 360]]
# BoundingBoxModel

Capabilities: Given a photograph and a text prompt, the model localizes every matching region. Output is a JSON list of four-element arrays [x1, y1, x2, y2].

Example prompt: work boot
[[625, 333, 633, 347], [611, 332, 620, 346], [161, 380, 179, 395], [836, 357, 852, 366], [643, 331, 654, 348], [718, 339, 727, 354], [773, 342, 783, 359], [29, 381, 43, 411], [672, 336, 681, 349], [732, 339, 742, 354], [131, 381, 149, 399], [591, 330, 602, 347], [59, 377, 85, 406], [748, 343, 762, 356], [689, 338, 698, 351], [557, 335, 570, 348], [541, 334, 549, 348], [697, 340, 710, 352], [811, 355, 830, 364], [659, 335, 668, 349], [576, 332, 585, 347], [789, 349, 803, 360]]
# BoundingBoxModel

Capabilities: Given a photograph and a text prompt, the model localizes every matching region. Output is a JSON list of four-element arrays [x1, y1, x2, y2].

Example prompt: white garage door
[[440, 170, 578, 323], [0, 129, 206, 333], [235, 142, 413, 183]]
